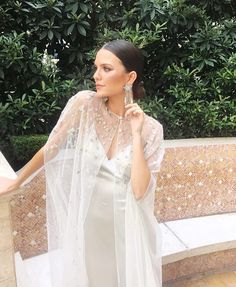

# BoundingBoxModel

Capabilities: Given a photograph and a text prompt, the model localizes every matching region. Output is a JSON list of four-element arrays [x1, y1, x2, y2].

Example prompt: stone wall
[[7, 138, 236, 270]]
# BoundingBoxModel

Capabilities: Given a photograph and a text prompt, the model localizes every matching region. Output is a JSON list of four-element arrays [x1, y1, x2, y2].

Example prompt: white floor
[[15, 212, 236, 286]]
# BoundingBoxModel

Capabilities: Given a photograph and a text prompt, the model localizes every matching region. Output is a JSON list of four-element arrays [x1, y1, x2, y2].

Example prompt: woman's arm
[[0, 146, 45, 195], [125, 103, 151, 200], [0, 91, 92, 196], [131, 132, 151, 200]]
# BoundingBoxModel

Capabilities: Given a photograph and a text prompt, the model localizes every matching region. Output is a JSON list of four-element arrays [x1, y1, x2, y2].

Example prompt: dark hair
[[102, 39, 145, 99]]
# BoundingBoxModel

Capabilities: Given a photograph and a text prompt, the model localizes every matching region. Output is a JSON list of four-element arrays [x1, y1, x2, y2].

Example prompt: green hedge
[[10, 135, 48, 165], [0, 0, 236, 141]]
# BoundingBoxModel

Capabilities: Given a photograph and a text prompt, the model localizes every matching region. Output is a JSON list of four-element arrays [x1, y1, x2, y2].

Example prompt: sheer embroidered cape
[[44, 90, 164, 287]]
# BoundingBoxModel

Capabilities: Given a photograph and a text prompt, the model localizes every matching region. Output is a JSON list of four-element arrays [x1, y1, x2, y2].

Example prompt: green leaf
[[66, 3, 78, 13], [67, 24, 75, 35], [77, 25, 86, 36], [79, 3, 88, 13], [41, 81, 46, 90], [48, 30, 53, 40], [52, 7, 62, 13]]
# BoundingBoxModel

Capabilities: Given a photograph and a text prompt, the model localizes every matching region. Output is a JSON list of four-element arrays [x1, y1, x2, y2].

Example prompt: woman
[[0, 40, 164, 287]]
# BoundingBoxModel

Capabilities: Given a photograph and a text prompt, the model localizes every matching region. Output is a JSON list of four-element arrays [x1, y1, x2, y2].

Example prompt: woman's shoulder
[[142, 114, 163, 146], [144, 114, 163, 133], [69, 90, 96, 105]]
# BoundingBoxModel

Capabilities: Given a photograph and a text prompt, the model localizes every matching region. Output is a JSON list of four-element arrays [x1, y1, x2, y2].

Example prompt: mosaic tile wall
[[10, 171, 47, 259], [10, 142, 236, 261], [156, 143, 236, 222], [163, 248, 236, 283]]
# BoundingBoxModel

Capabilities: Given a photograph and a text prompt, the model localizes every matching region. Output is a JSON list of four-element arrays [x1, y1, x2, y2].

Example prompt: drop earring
[[124, 84, 133, 105]]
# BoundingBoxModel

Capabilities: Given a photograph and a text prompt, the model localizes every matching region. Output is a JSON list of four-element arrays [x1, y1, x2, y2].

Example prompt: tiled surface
[[10, 171, 47, 259], [163, 248, 236, 283], [156, 143, 236, 221]]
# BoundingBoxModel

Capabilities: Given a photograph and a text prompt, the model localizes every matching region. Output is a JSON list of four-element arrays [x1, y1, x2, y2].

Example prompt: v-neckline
[[96, 135, 131, 162]]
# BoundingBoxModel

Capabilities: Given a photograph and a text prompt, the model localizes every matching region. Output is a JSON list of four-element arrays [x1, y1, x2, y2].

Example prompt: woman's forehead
[[95, 48, 123, 66]]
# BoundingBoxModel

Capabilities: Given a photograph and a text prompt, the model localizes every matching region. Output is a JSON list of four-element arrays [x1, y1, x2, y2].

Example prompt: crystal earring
[[124, 84, 133, 105]]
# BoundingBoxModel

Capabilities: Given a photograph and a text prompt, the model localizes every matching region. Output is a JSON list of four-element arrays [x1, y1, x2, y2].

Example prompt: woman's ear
[[127, 71, 137, 85]]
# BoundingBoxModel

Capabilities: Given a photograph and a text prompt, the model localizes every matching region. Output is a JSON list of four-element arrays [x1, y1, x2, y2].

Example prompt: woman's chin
[[95, 91, 106, 98]]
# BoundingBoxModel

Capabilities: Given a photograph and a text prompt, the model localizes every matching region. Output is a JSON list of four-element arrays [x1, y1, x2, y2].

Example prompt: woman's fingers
[[125, 103, 143, 118]]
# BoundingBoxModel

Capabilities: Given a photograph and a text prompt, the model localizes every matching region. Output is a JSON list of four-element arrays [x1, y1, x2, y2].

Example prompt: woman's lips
[[96, 84, 104, 89]]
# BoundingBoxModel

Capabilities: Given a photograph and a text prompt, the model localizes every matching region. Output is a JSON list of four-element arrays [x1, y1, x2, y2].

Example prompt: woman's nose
[[93, 68, 100, 81]]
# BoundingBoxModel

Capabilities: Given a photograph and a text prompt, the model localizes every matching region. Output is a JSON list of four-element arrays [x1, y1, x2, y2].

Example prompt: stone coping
[[161, 212, 236, 265], [164, 137, 236, 147]]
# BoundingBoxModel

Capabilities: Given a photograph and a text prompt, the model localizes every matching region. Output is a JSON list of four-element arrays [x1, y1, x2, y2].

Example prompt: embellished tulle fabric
[[44, 90, 164, 287]]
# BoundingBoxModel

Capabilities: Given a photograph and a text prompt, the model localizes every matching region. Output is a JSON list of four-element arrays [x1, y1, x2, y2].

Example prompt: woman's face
[[93, 48, 130, 99]]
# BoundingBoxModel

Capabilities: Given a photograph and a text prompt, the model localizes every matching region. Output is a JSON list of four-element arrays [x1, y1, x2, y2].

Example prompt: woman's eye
[[104, 67, 111, 72]]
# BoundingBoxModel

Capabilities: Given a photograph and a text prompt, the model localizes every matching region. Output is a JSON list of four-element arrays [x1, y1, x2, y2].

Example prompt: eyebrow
[[94, 62, 113, 66]]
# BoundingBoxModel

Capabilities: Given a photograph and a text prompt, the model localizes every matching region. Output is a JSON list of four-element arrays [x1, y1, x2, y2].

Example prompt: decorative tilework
[[163, 248, 236, 283], [10, 171, 47, 259], [155, 144, 236, 222]]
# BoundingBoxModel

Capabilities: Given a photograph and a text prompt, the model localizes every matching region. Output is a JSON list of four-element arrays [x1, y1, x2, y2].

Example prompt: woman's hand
[[125, 103, 144, 135], [0, 177, 20, 195]]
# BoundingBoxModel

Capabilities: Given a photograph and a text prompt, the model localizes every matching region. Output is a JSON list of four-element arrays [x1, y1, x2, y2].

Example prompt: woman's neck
[[106, 97, 125, 117]]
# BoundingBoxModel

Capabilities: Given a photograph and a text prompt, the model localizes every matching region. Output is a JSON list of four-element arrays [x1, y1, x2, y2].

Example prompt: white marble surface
[[160, 223, 187, 264], [15, 252, 33, 287], [15, 252, 51, 287], [165, 213, 236, 259]]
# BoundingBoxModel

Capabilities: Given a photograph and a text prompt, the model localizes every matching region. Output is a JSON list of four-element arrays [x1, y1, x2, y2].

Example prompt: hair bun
[[135, 81, 146, 99]]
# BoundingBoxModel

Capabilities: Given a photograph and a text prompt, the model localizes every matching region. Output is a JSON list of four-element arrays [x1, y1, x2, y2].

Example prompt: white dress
[[44, 91, 164, 287], [85, 158, 122, 287]]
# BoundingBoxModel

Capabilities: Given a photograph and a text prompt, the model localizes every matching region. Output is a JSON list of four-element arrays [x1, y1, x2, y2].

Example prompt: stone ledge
[[162, 212, 236, 282], [164, 137, 236, 147]]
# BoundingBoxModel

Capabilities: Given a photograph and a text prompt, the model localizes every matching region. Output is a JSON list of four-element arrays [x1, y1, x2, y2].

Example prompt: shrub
[[0, 0, 235, 140], [10, 134, 48, 166]]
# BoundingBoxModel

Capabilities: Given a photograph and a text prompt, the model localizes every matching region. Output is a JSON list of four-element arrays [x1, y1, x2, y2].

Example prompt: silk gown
[[84, 155, 126, 287], [43, 90, 164, 287]]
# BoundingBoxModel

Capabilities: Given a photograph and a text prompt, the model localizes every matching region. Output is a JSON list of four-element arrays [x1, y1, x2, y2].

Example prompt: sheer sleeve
[[143, 115, 164, 175], [125, 115, 164, 287], [44, 90, 95, 159], [137, 115, 165, 202]]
